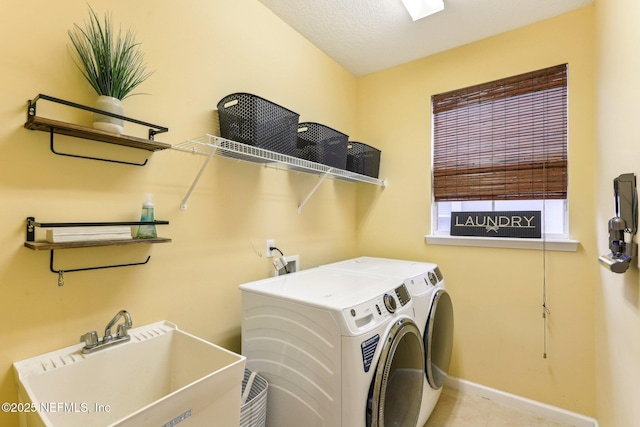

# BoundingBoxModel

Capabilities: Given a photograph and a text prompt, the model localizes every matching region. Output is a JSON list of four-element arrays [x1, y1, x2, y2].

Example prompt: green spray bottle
[[136, 193, 157, 239]]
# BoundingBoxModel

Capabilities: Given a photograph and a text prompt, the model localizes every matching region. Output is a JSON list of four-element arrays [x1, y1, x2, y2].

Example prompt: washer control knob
[[428, 271, 438, 286], [383, 294, 397, 314]]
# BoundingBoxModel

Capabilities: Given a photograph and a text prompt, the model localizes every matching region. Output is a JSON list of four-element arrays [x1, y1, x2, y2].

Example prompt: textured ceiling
[[259, 0, 594, 76]]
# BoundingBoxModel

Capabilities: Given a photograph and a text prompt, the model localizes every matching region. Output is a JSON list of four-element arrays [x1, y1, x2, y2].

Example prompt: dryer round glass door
[[425, 289, 454, 389], [367, 317, 424, 427]]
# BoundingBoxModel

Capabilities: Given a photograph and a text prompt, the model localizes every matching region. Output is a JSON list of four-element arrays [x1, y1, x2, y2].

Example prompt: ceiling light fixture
[[401, 0, 444, 21]]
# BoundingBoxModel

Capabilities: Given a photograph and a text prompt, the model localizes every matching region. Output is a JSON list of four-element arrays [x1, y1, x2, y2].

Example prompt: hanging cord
[[541, 164, 550, 359], [270, 246, 290, 274], [542, 244, 550, 359]]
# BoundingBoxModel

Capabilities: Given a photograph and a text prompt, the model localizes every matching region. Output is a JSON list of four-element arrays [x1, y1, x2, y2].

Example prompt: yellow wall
[[0, 1, 362, 425], [596, 0, 640, 425], [356, 6, 597, 416], [0, 1, 606, 425]]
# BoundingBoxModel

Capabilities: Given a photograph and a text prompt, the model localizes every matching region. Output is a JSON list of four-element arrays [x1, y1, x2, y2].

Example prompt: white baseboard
[[445, 377, 599, 427]]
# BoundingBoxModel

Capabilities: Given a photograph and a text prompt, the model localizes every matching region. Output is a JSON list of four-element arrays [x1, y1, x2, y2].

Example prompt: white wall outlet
[[266, 239, 275, 258]]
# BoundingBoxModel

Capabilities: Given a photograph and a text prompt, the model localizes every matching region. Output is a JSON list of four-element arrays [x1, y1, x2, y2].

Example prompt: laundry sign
[[450, 211, 542, 238]]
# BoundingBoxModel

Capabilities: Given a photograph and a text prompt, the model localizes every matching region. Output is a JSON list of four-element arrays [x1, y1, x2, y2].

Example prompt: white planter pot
[[93, 95, 124, 134]]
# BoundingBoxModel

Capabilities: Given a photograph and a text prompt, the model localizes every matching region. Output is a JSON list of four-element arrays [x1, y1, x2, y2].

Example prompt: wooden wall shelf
[[24, 237, 171, 251], [24, 94, 170, 166], [24, 217, 171, 286], [25, 116, 171, 152]]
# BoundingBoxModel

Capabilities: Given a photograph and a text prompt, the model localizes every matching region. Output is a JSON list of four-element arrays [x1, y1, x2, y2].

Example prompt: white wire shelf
[[173, 135, 387, 212], [174, 135, 386, 185]]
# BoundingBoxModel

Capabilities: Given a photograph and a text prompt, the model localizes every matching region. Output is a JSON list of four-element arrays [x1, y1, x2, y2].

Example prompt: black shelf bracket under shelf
[[27, 94, 169, 166], [47, 128, 149, 166], [50, 252, 151, 286]]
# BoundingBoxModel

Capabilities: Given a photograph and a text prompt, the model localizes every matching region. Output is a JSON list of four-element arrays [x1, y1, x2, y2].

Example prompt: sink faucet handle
[[116, 323, 130, 338], [80, 331, 99, 348]]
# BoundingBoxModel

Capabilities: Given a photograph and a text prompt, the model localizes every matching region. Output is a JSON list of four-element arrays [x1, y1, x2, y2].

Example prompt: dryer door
[[367, 317, 424, 427], [425, 289, 454, 389]]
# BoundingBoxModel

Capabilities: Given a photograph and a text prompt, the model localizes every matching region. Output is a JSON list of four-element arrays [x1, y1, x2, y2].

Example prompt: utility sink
[[13, 321, 246, 427]]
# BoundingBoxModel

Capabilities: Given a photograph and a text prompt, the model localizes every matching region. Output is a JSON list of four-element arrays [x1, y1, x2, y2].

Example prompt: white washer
[[240, 268, 425, 427], [320, 257, 454, 426]]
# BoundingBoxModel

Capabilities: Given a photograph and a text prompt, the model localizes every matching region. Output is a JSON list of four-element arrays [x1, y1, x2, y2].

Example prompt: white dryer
[[320, 257, 454, 426], [240, 268, 425, 427]]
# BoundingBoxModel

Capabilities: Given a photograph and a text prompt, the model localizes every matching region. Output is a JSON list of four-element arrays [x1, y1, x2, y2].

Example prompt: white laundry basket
[[240, 368, 268, 427]]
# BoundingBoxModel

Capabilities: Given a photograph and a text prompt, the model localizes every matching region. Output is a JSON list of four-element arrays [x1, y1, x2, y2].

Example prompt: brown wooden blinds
[[432, 64, 567, 202]]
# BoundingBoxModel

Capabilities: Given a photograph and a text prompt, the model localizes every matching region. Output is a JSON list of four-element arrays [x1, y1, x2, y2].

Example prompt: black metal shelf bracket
[[50, 252, 151, 286], [26, 217, 35, 242], [48, 129, 149, 166]]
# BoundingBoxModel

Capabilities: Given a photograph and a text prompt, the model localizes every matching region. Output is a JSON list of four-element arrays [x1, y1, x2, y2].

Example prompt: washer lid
[[239, 268, 404, 309], [321, 256, 438, 279]]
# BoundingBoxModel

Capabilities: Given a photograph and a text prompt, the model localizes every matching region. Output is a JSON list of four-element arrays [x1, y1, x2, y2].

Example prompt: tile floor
[[423, 387, 575, 427]]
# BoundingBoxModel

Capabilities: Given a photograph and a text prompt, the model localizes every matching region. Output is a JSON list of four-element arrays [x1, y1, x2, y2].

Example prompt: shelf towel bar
[[51, 253, 151, 286], [48, 128, 149, 166]]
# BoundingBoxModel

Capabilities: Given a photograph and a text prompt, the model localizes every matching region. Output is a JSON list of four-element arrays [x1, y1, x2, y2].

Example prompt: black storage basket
[[346, 141, 381, 178], [296, 122, 348, 169], [217, 93, 299, 156]]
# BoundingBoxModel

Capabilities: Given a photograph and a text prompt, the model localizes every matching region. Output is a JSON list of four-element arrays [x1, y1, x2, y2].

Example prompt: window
[[431, 64, 568, 238]]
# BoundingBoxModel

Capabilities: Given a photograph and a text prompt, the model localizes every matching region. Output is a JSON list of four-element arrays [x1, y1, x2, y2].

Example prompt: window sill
[[425, 235, 579, 252]]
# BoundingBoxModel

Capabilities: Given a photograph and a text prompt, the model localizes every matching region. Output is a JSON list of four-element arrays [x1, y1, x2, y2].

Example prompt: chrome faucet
[[104, 310, 133, 342], [80, 310, 133, 354]]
